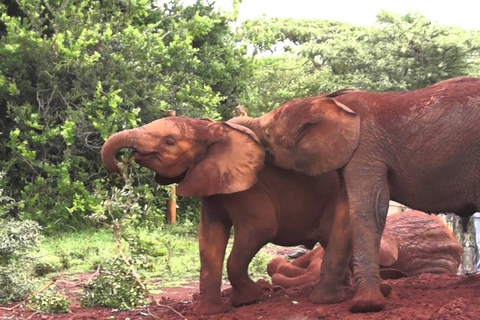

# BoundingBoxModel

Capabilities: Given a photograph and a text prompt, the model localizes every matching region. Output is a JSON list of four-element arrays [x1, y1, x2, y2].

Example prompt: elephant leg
[[276, 262, 309, 278], [272, 270, 318, 288], [193, 203, 232, 316], [347, 168, 390, 313], [309, 184, 352, 304], [227, 228, 272, 307], [267, 258, 307, 278]]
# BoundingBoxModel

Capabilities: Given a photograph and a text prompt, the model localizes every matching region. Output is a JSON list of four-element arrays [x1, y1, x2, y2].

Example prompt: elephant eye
[[165, 136, 175, 146]]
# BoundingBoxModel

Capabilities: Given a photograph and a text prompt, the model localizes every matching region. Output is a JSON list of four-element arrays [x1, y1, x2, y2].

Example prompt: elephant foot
[[308, 283, 346, 304], [193, 300, 227, 316], [230, 283, 262, 307], [349, 285, 386, 313]]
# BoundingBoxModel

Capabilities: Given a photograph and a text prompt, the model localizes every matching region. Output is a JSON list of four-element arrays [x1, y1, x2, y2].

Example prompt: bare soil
[[1, 272, 480, 319], [1, 244, 479, 319]]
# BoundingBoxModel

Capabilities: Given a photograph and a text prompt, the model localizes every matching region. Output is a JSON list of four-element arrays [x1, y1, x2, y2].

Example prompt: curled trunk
[[101, 128, 140, 174], [227, 116, 261, 138]]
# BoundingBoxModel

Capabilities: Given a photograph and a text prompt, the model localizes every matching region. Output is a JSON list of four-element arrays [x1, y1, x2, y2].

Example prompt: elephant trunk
[[101, 128, 142, 174], [227, 116, 261, 137]]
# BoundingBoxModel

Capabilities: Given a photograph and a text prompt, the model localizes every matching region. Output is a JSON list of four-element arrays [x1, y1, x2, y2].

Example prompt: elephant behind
[[100, 116, 349, 316], [267, 210, 463, 289]]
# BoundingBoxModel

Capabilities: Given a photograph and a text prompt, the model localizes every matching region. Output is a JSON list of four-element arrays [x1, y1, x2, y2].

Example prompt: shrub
[[29, 288, 71, 314], [0, 217, 42, 303], [80, 257, 148, 310], [0, 265, 36, 303]]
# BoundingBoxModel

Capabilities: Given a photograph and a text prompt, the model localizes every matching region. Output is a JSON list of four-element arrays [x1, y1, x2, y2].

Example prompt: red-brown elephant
[[267, 211, 463, 288], [100, 116, 350, 315], [228, 77, 480, 312]]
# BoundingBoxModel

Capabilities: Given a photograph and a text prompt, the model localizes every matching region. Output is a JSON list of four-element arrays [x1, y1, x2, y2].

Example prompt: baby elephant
[[101, 116, 349, 316], [268, 210, 463, 288]]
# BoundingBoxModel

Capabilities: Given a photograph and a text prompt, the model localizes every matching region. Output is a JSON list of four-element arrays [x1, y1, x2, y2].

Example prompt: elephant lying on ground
[[229, 77, 480, 312], [100, 116, 350, 315], [267, 211, 463, 288]]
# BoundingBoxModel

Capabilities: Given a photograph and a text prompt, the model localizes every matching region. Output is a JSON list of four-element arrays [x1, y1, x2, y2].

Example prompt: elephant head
[[101, 116, 265, 197], [228, 96, 360, 176]]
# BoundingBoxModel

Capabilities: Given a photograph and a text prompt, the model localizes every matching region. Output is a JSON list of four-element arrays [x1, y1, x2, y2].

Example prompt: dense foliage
[[238, 12, 480, 115], [1, 0, 248, 231], [1, 1, 480, 232]]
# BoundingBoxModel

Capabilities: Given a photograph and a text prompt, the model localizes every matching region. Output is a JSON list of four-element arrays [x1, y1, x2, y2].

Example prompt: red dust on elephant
[[229, 77, 480, 312], [101, 116, 351, 315]]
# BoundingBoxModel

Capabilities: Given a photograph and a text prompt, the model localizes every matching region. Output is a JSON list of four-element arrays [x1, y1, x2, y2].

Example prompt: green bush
[[29, 288, 71, 314], [0, 218, 42, 303], [0, 265, 36, 304], [80, 257, 148, 310], [0, 0, 249, 232], [0, 173, 41, 302]]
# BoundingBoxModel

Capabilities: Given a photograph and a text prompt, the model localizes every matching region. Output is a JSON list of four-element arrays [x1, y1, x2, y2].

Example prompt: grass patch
[[36, 229, 116, 275], [36, 226, 278, 293]]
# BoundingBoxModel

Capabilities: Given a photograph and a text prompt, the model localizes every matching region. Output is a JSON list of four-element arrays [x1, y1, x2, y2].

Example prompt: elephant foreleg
[[194, 204, 232, 316], [347, 168, 390, 313], [309, 184, 352, 304]]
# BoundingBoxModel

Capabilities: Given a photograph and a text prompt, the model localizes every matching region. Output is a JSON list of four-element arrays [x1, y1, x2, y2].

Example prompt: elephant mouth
[[155, 170, 188, 185], [132, 149, 188, 185]]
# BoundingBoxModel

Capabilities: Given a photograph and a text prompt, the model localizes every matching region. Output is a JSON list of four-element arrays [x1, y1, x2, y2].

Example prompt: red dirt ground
[[1, 272, 480, 319]]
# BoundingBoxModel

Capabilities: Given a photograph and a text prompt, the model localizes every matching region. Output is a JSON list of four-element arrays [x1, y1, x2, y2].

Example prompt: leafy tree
[[0, 0, 250, 231], [238, 11, 480, 116], [307, 11, 480, 91], [2, 1, 480, 233]]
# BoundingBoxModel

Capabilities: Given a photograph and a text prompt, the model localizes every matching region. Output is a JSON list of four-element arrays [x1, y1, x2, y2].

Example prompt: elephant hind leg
[[309, 185, 351, 305]]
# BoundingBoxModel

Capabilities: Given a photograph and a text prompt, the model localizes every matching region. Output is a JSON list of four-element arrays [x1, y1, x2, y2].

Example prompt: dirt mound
[[2, 273, 480, 319]]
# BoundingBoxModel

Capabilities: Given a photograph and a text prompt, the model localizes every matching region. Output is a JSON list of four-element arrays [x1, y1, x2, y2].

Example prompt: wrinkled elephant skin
[[267, 211, 462, 288], [229, 77, 480, 312]]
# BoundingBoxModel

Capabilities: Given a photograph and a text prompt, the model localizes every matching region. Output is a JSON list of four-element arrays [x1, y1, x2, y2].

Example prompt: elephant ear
[[294, 98, 360, 175], [176, 122, 265, 197], [378, 234, 398, 267]]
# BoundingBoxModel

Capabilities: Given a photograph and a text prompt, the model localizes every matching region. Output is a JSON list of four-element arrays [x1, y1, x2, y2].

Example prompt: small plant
[[80, 257, 148, 310], [83, 171, 154, 309], [29, 287, 71, 314]]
